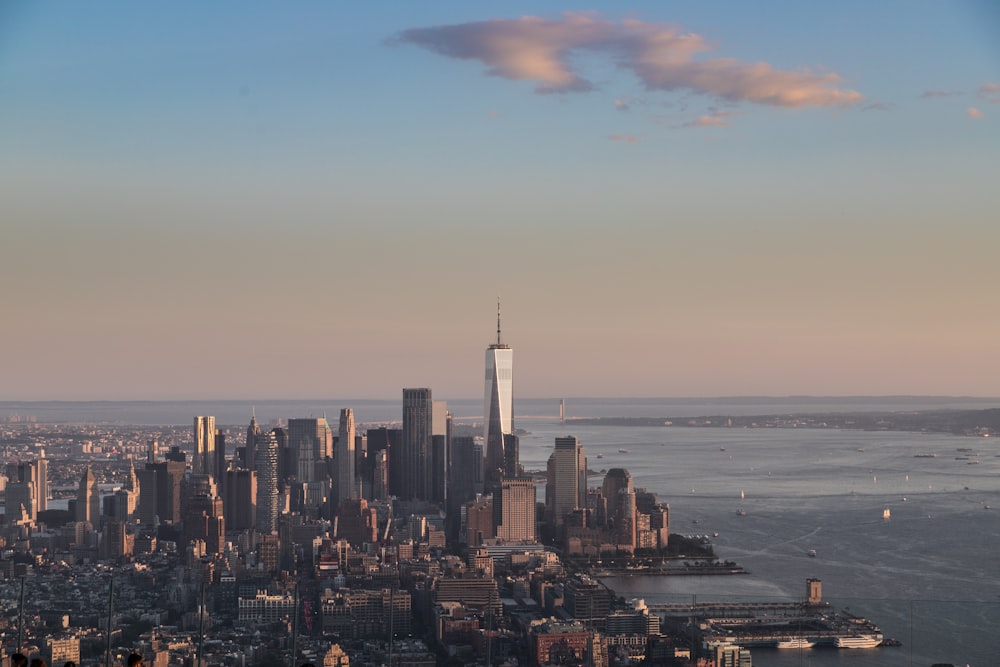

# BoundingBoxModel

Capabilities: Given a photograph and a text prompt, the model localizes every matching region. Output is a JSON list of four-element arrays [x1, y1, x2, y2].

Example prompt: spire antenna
[[497, 297, 501, 346]]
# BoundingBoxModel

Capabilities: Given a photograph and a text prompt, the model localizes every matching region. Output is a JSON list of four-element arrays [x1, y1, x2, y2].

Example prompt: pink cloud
[[614, 98, 630, 111], [679, 109, 734, 128], [978, 83, 1000, 104], [397, 14, 862, 108], [609, 133, 641, 143], [967, 107, 984, 119]]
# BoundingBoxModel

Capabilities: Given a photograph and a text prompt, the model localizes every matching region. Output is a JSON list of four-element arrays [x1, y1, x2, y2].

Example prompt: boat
[[596, 454, 603, 459], [736, 509, 747, 517], [807, 549, 816, 558], [618, 448, 629, 453], [776, 638, 816, 649], [882, 508, 891, 520], [835, 635, 882, 649]]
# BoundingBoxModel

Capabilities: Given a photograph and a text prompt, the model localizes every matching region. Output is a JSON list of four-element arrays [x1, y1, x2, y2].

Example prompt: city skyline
[[2, 2, 998, 401]]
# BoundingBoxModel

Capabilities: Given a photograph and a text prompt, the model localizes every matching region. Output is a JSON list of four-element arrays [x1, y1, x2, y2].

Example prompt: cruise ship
[[776, 638, 816, 649]]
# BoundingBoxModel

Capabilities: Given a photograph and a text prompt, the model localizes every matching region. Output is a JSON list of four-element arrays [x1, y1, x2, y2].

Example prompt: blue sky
[[1, 2, 998, 400]]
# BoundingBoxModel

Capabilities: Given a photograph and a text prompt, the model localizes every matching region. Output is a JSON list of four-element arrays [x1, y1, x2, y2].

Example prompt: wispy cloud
[[967, 107, 984, 119], [608, 133, 641, 143], [614, 98, 630, 111], [920, 90, 962, 98], [679, 109, 734, 128], [396, 14, 863, 108], [862, 102, 894, 112], [978, 82, 1000, 104]]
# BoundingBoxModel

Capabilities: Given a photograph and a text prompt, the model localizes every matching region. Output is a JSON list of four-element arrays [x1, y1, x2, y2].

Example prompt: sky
[[1, 1, 999, 401]]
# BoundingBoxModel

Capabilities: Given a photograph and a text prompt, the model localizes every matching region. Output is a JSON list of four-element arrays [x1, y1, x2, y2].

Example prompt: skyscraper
[[246, 407, 261, 470], [496, 477, 537, 542], [431, 400, 451, 504], [193, 416, 216, 478], [336, 408, 356, 505], [288, 417, 332, 484], [76, 465, 102, 525], [484, 301, 513, 492], [255, 428, 280, 534], [402, 388, 433, 500], [546, 436, 587, 528]]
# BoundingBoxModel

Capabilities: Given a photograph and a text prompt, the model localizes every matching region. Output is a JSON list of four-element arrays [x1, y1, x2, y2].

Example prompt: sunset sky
[[2, 2, 998, 400]]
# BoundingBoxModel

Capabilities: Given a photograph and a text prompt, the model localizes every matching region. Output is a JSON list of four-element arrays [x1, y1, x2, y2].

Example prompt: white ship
[[776, 638, 816, 649], [835, 635, 882, 648]]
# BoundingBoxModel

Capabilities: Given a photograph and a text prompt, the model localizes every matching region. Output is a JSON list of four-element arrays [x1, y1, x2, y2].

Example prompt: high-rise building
[[496, 477, 537, 542], [288, 417, 333, 484], [336, 408, 356, 505], [431, 400, 450, 504], [34, 456, 48, 513], [76, 465, 102, 525], [224, 468, 257, 532], [4, 458, 47, 521], [4, 479, 35, 521], [193, 416, 216, 478], [603, 469, 636, 553], [366, 427, 403, 498], [255, 428, 280, 534], [246, 407, 262, 470], [483, 302, 513, 492], [137, 448, 187, 525], [401, 388, 433, 500], [214, 428, 227, 489], [546, 436, 587, 528]]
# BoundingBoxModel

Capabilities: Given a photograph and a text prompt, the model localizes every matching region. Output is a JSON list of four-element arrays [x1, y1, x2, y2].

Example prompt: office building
[[76, 465, 102, 525], [495, 477, 536, 542], [255, 428, 280, 534], [246, 407, 262, 470], [224, 468, 257, 532], [546, 436, 587, 528], [4, 458, 47, 521], [402, 388, 433, 500], [288, 417, 333, 484], [431, 400, 450, 503], [483, 303, 513, 492], [336, 408, 356, 505], [194, 416, 216, 478], [367, 426, 403, 498]]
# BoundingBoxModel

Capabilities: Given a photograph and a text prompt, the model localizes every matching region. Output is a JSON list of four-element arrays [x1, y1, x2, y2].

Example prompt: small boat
[[807, 549, 816, 558], [736, 509, 747, 517], [618, 448, 629, 453], [882, 508, 891, 520], [596, 454, 603, 459]]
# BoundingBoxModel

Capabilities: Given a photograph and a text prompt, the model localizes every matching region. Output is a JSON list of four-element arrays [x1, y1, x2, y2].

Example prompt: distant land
[[566, 407, 1000, 436]]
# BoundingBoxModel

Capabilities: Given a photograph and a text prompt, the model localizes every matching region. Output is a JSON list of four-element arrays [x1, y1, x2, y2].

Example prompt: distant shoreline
[[566, 407, 1000, 436]]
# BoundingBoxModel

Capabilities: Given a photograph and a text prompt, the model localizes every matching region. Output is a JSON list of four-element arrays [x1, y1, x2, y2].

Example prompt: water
[[515, 424, 1000, 666], [3, 398, 998, 664]]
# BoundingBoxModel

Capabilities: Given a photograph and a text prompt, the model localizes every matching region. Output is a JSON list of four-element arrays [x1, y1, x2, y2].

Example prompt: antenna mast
[[497, 297, 501, 346]]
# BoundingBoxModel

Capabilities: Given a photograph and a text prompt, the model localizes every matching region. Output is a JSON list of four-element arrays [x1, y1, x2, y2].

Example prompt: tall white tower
[[483, 299, 513, 491], [336, 408, 356, 505]]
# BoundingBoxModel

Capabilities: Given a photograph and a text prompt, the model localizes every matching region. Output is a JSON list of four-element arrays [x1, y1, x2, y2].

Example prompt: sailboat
[[882, 508, 891, 520]]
